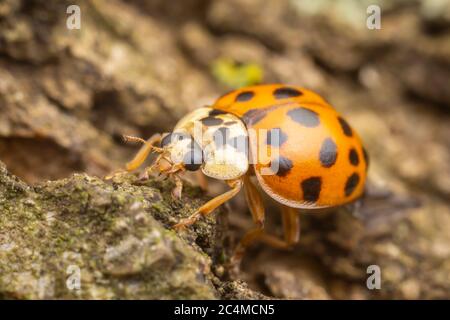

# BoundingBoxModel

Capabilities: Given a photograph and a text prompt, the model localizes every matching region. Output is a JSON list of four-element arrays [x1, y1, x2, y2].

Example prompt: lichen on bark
[[0, 161, 230, 299]]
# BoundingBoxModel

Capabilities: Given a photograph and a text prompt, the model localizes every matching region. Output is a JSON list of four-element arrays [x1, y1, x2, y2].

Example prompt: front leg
[[171, 174, 184, 199], [173, 178, 243, 230], [125, 133, 162, 172]]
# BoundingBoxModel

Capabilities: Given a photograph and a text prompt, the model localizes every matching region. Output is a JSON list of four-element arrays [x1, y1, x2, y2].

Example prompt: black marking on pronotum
[[200, 116, 224, 126], [266, 128, 288, 147], [242, 109, 267, 126], [271, 156, 293, 177], [349, 148, 359, 166], [338, 117, 353, 137], [235, 91, 255, 102], [301, 177, 322, 202], [224, 121, 237, 125], [345, 173, 360, 196], [287, 107, 320, 127], [273, 87, 303, 99], [319, 138, 337, 168], [208, 109, 227, 116]]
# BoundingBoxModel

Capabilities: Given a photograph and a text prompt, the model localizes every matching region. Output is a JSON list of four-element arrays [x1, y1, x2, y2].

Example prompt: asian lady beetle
[[123, 84, 368, 259]]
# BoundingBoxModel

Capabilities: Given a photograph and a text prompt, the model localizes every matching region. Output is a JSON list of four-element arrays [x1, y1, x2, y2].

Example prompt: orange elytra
[[212, 84, 368, 209]]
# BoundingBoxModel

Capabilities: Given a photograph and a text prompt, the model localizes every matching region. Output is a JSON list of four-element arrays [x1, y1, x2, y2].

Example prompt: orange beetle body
[[211, 84, 368, 209], [123, 84, 369, 259]]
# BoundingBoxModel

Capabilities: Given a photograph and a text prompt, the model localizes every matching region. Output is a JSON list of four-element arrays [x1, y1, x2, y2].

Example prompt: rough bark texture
[[0, 0, 449, 299], [0, 161, 268, 299]]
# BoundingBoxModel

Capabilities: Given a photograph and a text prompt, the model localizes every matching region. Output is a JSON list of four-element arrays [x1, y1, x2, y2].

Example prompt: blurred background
[[0, 0, 449, 299]]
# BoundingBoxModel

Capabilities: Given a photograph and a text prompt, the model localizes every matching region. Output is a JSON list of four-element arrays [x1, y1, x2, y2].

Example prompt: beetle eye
[[161, 132, 189, 147], [183, 140, 203, 171], [160, 133, 173, 147]]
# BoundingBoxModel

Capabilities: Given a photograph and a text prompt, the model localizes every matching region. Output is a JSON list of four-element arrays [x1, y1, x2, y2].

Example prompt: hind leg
[[195, 170, 208, 191], [232, 174, 301, 263], [279, 205, 300, 245]]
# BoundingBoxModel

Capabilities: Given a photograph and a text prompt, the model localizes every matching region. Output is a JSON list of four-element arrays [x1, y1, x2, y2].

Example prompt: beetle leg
[[232, 174, 266, 262], [164, 163, 185, 175], [173, 178, 243, 230], [124, 133, 162, 172], [256, 205, 300, 249], [172, 174, 184, 199], [232, 175, 300, 263], [104, 169, 128, 180], [280, 205, 300, 245], [146, 153, 164, 175], [195, 170, 208, 191], [138, 170, 150, 181]]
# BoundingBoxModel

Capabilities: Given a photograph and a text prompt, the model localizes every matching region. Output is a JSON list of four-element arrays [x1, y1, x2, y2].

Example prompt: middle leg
[[173, 178, 243, 230]]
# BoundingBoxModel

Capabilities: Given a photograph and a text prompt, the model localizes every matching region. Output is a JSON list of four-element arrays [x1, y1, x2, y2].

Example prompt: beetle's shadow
[[228, 183, 420, 299]]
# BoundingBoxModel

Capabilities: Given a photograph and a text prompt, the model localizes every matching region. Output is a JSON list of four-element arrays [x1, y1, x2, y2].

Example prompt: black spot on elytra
[[200, 116, 223, 126], [301, 177, 322, 202], [274, 87, 302, 99], [208, 109, 227, 116], [363, 147, 369, 169], [224, 121, 237, 125], [242, 109, 267, 126], [266, 128, 288, 147], [345, 173, 360, 196], [213, 127, 230, 147], [235, 91, 255, 102], [271, 156, 293, 177], [287, 107, 320, 127], [319, 138, 337, 168], [338, 117, 353, 137], [349, 148, 359, 166]]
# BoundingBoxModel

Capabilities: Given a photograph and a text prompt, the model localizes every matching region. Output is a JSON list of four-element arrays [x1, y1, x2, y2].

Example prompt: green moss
[[0, 162, 223, 299], [211, 58, 264, 89]]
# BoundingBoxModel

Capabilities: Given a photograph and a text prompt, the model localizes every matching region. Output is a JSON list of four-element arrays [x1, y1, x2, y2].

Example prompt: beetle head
[[157, 130, 203, 173]]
